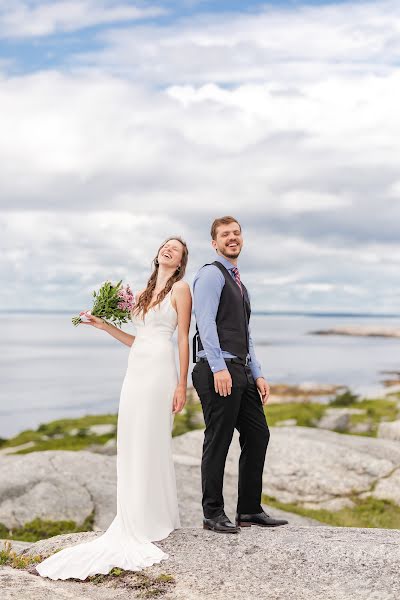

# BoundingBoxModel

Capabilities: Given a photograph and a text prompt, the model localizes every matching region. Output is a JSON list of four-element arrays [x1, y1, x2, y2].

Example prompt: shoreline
[[310, 326, 400, 338]]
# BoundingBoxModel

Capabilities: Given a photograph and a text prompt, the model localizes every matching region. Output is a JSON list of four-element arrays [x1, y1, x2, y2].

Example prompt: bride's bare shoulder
[[171, 280, 191, 293]]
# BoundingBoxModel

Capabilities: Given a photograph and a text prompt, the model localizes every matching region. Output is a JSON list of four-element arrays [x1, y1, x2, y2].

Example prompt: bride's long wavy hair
[[132, 236, 189, 318]]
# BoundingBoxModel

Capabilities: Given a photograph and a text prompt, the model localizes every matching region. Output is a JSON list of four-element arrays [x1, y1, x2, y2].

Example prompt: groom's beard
[[220, 246, 241, 259]]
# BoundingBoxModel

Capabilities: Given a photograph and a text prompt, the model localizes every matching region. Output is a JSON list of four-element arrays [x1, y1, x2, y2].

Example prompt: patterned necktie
[[231, 266, 243, 295]]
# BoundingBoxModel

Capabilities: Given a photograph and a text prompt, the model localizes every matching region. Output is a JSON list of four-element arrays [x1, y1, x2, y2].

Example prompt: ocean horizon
[[2, 309, 400, 318]]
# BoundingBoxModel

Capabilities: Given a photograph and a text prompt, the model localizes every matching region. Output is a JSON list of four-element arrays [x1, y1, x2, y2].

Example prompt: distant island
[[310, 326, 400, 338]]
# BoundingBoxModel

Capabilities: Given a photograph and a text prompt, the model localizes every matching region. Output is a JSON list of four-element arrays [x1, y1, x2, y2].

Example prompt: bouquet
[[72, 280, 136, 328]]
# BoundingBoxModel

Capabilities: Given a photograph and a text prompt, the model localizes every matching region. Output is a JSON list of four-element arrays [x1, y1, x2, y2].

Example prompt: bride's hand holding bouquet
[[72, 280, 135, 329]]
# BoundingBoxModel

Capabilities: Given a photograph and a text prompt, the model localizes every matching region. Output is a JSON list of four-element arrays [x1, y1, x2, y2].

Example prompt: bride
[[35, 236, 192, 580]]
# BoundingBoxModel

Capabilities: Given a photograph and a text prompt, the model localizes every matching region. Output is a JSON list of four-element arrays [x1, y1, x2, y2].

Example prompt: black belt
[[196, 356, 250, 366]]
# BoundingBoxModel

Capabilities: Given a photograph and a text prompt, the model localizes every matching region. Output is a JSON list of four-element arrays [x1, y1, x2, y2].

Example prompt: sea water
[[0, 311, 399, 438]]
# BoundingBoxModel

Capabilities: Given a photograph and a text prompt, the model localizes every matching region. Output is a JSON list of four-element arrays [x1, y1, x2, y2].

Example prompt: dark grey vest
[[193, 260, 250, 363]]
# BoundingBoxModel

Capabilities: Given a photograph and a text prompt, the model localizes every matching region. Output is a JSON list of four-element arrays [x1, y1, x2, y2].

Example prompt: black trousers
[[191, 360, 270, 519]]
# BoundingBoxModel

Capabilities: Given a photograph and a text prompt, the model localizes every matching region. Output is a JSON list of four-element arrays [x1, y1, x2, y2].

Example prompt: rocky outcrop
[[0, 435, 315, 531], [173, 427, 400, 509], [3, 427, 400, 599], [378, 420, 400, 441], [315, 407, 367, 432], [69, 424, 116, 436], [2, 426, 400, 532], [0, 451, 117, 530], [1, 526, 399, 599], [316, 411, 350, 432]]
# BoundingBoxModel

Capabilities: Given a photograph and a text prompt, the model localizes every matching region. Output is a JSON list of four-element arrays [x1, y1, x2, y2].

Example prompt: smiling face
[[157, 238, 185, 270], [212, 221, 243, 259]]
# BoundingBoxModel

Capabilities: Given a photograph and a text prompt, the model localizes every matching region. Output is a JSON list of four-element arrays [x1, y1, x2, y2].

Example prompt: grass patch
[[264, 392, 399, 437], [0, 540, 44, 569], [329, 389, 360, 406], [1, 539, 175, 596], [0, 510, 95, 542], [347, 398, 399, 436], [1, 414, 117, 454], [14, 434, 116, 453], [88, 569, 176, 596], [264, 401, 325, 427], [1, 390, 398, 456], [263, 493, 400, 528], [172, 392, 204, 437], [1, 394, 205, 453]]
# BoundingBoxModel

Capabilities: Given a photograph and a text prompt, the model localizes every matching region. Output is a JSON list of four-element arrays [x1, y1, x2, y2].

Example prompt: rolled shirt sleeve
[[248, 323, 263, 380]]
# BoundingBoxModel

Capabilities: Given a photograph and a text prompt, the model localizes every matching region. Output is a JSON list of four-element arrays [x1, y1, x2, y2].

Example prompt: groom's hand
[[256, 377, 270, 405], [214, 369, 232, 397]]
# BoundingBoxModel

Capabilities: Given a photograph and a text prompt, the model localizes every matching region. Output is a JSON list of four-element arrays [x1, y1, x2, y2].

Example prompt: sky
[[0, 0, 399, 313]]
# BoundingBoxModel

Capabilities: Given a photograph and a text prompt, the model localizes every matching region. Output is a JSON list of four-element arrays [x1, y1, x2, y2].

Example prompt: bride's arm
[[79, 315, 135, 347], [171, 281, 192, 413], [101, 322, 135, 347]]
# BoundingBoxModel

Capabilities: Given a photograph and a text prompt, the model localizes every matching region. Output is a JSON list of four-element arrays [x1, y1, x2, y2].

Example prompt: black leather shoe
[[235, 509, 288, 527], [203, 512, 240, 533]]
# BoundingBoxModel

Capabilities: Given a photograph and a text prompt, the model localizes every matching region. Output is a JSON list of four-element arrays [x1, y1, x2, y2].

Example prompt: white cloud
[[76, 0, 400, 84], [1, 0, 399, 311], [0, 1, 166, 38], [0, 210, 191, 309], [2, 210, 399, 313]]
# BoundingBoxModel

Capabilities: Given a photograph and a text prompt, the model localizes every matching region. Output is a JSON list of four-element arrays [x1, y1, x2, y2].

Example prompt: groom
[[191, 216, 288, 533]]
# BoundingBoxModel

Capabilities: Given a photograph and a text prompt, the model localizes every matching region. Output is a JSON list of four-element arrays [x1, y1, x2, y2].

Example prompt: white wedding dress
[[36, 289, 181, 580]]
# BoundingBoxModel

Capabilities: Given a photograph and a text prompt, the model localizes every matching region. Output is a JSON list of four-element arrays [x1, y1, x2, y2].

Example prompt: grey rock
[[373, 468, 400, 504], [275, 418, 297, 426], [0, 451, 117, 530], [0, 439, 316, 532], [0, 442, 36, 456], [5, 526, 400, 600], [349, 422, 373, 434], [104, 438, 116, 448], [0, 539, 33, 553], [325, 408, 366, 416], [189, 411, 205, 426], [3, 426, 400, 533], [303, 497, 355, 511], [316, 408, 367, 434], [378, 420, 400, 441], [173, 454, 322, 528], [317, 413, 350, 432], [69, 424, 115, 437], [173, 428, 400, 507], [87, 425, 116, 436], [87, 440, 116, 456]]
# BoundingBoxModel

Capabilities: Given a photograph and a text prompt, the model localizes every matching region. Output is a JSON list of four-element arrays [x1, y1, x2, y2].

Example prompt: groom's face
[[212, 222, 243, 259]]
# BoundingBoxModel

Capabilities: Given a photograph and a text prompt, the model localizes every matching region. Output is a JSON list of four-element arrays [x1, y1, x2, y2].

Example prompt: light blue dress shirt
[[192, 254, 263, 380]]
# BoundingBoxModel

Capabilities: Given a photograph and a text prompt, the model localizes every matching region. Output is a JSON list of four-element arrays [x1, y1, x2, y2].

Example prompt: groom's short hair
[[211, 216, 241, 240]]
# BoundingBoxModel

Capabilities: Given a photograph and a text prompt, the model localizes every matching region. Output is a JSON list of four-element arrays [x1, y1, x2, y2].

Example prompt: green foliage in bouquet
[[72, 280, 135, 328]]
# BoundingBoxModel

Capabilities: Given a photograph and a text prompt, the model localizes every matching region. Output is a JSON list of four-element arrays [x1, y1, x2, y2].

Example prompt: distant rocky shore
[[310, 326, 400, 338]]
